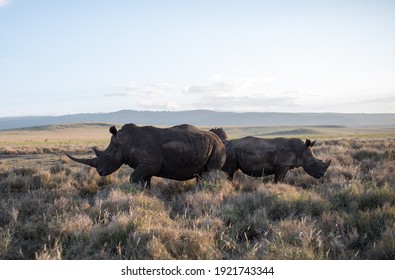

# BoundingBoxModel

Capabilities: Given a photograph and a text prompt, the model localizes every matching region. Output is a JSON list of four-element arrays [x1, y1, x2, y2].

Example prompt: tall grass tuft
[[0, 137, 394, 259]]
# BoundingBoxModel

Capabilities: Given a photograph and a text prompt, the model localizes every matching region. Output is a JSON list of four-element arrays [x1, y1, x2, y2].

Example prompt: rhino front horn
[[65, 153, 98, 167]]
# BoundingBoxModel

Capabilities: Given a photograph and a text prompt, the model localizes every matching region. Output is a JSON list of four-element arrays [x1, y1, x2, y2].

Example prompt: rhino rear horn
[[93, 147, 104, 157], [65, 153, 98, 167]]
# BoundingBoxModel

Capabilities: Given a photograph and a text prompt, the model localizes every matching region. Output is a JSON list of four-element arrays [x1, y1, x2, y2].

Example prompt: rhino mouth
[[304, 160, 331, 179], [97, 169, 115, 177], [310, 170, 326, 179]]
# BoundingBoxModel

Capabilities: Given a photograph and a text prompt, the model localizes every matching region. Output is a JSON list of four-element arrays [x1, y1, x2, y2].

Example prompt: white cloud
[[0, 0, 10, 8], [354, 95, 395, 105], [191, 94, 299, 112], [181, 76, 308, 112], [102, 93, 132, 98], [99, 83, 195, 111], [96, 76, 313, 112], [184, 75, 277, 98]]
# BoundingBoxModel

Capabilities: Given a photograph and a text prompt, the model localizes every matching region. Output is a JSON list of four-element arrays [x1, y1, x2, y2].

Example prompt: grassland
[[0, 124, 394, 259]]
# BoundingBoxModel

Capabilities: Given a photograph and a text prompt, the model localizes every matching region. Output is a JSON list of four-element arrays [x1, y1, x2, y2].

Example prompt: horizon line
[[1, 109, 395, 118]]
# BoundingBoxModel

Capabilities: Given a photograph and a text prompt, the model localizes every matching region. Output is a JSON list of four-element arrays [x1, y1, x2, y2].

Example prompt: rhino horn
[[65, 153, 98, 167], [93, 147, 104, 157], [325, 159, 332, 169]]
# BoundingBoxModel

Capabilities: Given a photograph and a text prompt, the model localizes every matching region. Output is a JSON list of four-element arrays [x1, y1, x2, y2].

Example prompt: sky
[[1, 0, 395, 117]]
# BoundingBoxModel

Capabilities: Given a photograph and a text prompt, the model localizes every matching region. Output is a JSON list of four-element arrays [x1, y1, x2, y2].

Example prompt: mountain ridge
[[0, 110, 394, 130]]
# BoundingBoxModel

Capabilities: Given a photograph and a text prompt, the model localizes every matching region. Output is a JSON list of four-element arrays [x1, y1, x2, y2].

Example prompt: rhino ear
[[110, 126, 125, 144], [305, 139, 316, 148], [310, 140, 316, 147], [109, 126, 118, 136]]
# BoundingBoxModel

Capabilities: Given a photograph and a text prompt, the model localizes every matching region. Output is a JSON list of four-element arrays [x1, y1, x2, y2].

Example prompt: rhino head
[[300, 139, 331, 179], [209, 127, 229, 143], [66, 126, 125, 176]]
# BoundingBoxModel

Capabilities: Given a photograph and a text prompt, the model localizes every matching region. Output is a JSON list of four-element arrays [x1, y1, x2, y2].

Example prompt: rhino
[[66, 124, 226, 188], [209, 128, 331, 183]]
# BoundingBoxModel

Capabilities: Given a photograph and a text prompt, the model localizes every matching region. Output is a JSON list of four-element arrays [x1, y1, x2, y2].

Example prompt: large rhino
[[210, 128, 331, 183], [67, 124, 226, 188]]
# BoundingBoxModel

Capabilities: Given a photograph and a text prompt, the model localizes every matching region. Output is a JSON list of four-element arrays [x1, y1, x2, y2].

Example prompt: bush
[[353, 149, 382, 161]]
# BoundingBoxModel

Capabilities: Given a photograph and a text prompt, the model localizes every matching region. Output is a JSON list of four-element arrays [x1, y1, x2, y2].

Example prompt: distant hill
[[0, 110, 394, 130]]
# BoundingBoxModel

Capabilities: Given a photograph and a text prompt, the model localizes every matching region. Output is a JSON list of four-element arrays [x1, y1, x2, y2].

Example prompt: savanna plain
[[0, 124, 394, 260]]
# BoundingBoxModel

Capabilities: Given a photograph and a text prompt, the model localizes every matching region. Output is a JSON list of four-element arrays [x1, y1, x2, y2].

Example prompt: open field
[[1, 123, 394, 154], [0, 123, 111, 155], [1, 124, 395, 259]]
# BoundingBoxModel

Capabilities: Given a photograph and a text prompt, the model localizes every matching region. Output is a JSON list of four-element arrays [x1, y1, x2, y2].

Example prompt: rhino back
[[121, 124, 223, 180], [159, 125, 224, 179], [230, 137, 303, 176]]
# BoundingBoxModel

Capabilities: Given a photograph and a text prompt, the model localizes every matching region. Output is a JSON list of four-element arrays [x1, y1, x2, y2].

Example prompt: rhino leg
[[130, 174, 152, 189], [274, 166, 289, 183], [221, 155, 238, 181], [225, 169, 237, 181], [130, 164, 158, 189]]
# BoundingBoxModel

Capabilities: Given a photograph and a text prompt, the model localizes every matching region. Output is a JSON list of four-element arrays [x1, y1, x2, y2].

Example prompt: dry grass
[[0, 126, 394, 259], [0, 123, 110, 155]]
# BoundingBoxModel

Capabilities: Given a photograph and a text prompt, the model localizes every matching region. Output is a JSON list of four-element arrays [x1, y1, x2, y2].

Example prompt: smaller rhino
[[210, 128, 331, 183]]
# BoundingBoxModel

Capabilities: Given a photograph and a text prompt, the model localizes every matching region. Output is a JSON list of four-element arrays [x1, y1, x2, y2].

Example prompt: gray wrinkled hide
[[67, 124, 226, 188], [210, 128, 331, 183]]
